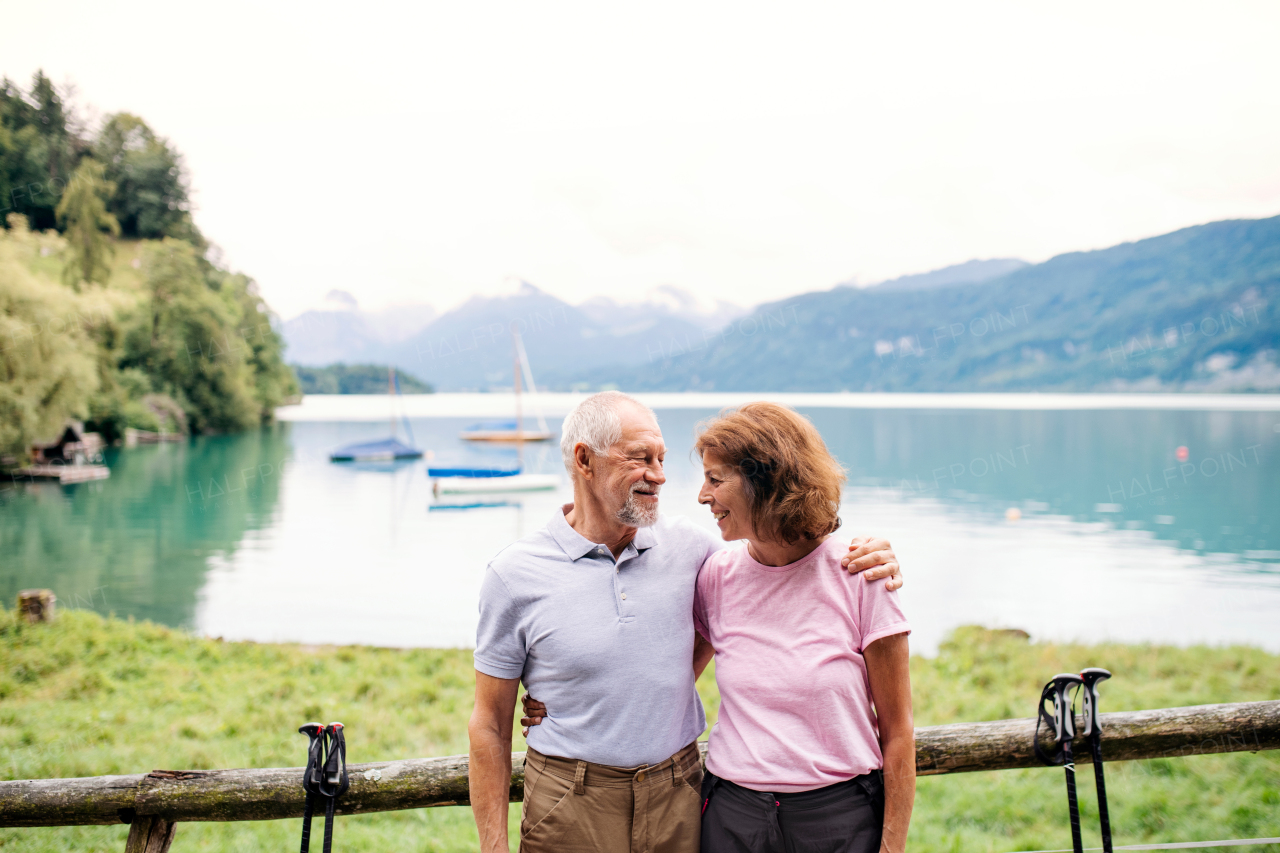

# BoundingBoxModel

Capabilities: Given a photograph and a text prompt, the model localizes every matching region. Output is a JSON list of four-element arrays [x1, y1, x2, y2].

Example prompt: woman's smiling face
[[698, 453, 754, 542]]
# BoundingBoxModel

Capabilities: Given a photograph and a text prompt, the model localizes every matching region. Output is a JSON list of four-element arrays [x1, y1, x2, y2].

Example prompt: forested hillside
[[292, 363, 433, 395], [573, 216, 1280, 392], [0, 72, 296, 462]]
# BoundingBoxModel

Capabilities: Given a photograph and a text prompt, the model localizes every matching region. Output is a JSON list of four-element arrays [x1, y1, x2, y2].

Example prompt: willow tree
[[56, 158, 120, 289]]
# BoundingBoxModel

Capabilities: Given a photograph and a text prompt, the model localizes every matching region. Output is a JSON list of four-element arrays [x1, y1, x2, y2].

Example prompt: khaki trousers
[[519, 742, 703, 853]]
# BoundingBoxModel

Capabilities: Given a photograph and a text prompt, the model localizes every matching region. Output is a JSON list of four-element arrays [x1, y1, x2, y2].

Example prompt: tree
[[119, 239, 259, 432], [94, 113, 199, 243], [0, 72, 81, 232], [0, 215, 102, 459], [56, 158, 120, 289], [224, 271, 300, 410]]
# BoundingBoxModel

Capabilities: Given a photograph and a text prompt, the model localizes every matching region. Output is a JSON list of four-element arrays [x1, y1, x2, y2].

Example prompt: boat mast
[[388, 366, 396, 440], [513, 331, 549, 434], [511, 324, 524, 467]]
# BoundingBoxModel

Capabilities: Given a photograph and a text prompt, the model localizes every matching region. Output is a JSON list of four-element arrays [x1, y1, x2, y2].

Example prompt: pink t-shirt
[[693, 537, 910, 793]]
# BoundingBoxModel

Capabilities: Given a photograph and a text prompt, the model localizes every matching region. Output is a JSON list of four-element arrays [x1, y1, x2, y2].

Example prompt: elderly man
[[468, 392, 902, 853]]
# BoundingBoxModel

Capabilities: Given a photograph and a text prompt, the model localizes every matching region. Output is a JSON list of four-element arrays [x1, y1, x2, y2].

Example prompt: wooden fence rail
[[2, 701, 1276, 839]]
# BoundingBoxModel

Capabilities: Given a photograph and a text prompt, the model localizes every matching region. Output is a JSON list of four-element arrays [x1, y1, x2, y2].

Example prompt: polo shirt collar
[[549, 504, 660, 560], [549, 504, 597, 560], [633, 525, 657, 551]]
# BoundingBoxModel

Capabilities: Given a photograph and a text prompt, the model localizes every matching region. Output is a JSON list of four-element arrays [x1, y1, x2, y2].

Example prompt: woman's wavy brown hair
[[694, 402, 846, 544]]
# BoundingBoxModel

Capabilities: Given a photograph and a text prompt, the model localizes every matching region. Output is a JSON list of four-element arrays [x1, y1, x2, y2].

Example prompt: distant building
[[31, 422, 106, 466]]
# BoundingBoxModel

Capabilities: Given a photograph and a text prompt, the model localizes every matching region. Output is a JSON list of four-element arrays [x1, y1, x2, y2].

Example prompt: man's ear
[[573, 443, 594, 481]]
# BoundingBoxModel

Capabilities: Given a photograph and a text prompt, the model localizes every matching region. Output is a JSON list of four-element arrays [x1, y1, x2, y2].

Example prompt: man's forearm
[[468, 724, 514, 853], [879, 733, 916, 853]]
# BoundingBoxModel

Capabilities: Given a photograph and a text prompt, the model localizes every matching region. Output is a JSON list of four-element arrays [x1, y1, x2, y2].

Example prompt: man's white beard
[[615, 482, 660, 527]]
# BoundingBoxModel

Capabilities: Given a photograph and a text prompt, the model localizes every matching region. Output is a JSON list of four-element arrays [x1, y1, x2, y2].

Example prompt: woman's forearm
[[879, 730, 915, 853], [863, 633, 914, 853]]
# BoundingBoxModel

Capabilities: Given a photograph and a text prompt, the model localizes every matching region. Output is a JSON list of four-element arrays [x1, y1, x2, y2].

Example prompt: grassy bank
[[1, 610, 1277, 852]]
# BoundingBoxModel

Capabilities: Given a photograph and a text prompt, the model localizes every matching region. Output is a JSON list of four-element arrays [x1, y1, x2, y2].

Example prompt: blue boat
[[427, 466, 521, 478], [329, 437, 424, 462], [328, 369, 425, 462]]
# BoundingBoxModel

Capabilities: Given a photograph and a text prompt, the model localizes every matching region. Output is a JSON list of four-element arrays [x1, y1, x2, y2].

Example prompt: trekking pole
[[317, 722, 349, 853], [1035, 673, 1085, 853], [298, 723, 325, 853], [1081, 668, 1114, 853]]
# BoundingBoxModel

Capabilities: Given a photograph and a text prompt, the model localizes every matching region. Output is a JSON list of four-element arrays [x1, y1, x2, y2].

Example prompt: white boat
[[432, 473, 560, 495]]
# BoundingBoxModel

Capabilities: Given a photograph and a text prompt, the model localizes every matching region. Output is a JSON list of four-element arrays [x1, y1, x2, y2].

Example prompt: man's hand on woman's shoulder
[[841, 536, 903, 591]]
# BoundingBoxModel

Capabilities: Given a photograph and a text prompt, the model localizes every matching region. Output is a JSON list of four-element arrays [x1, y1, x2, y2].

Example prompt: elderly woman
[[692, 402, 914, 853]]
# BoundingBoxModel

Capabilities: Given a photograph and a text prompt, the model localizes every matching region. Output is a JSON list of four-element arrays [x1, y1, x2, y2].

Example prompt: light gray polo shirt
[[475, 504, 722, 767]]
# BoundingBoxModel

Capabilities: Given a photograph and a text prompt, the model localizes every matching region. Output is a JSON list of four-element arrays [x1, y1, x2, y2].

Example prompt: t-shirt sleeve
[[473, 566, 527, 680], [696, 525, 726, 564], [857, 580, 911, 653]]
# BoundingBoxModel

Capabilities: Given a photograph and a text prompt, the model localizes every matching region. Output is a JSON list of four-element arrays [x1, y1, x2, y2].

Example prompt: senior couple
[[468, 392, 914, 853]]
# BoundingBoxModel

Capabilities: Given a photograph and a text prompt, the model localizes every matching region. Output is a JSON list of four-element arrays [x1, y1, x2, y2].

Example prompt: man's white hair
[[560, 391, 656, 474]]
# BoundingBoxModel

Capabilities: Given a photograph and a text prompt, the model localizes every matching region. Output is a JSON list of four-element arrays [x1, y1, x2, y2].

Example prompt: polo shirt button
[[620, 593, 627, 600]]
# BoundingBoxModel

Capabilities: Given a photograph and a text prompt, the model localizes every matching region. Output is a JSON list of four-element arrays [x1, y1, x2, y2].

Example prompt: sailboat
[[429, 468, 559, 495], [328, 369, 426, 462], [429, 326, 558, 495], [459, 328, 553, 442]]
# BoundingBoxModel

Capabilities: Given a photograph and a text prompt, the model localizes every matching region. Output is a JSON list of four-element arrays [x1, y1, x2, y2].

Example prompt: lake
[[3, 393, 1278, 654]]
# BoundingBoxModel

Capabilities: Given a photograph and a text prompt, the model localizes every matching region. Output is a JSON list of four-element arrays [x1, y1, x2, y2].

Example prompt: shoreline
[[277, 391, 1280, 422]]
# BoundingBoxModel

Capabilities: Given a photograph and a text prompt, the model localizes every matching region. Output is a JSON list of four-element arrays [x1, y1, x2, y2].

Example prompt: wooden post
[[17, 589, 56, 623], [123, 815, 176, 853]]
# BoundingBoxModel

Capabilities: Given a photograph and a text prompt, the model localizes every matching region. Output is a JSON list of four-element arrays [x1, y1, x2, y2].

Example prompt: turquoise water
[[2, 402, 1278, 652]]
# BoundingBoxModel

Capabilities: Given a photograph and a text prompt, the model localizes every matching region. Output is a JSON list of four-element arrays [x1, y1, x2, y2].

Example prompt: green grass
[[1, 611, 1277, 852]]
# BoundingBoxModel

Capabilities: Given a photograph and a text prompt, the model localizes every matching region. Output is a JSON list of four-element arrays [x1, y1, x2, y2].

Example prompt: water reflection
[[0, 426, 291, 627]]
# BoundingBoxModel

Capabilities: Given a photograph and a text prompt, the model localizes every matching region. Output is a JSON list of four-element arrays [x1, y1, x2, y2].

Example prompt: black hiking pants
[[699, 769, 884, 853]]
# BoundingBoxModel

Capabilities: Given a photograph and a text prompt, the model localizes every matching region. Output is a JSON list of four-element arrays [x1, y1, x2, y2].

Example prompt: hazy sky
[[5, 1, 1280, 319]]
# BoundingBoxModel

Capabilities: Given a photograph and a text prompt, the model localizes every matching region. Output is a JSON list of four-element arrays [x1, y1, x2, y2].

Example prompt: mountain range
[[588, 215, 1280, 392], [282, 215, 1280, 392], [283, 284, 748, 391]]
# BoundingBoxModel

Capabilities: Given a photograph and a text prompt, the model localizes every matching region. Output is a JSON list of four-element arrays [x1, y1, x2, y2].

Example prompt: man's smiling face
[[598, 403, 667, 528]]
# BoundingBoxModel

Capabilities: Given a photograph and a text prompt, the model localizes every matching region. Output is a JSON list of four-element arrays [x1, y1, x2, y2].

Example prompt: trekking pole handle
[[1079, 668, 1111, 738], [298, 723, 326, 793], [1048, 673, 1084, 742], [320, 722, 349, 797]]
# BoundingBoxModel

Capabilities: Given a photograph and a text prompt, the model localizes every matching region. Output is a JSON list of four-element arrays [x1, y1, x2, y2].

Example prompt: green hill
[[0, 226, 297, 460], [1, 72, 296, 462], [292, 363, 433, 394], [575, 215, 1280, 392]]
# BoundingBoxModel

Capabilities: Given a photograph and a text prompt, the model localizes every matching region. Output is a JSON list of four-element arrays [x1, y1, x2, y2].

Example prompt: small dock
[[12, 464, 110, 483], [124, 428, 184, 445], [15, 422, 111, 483]]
